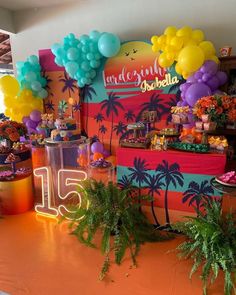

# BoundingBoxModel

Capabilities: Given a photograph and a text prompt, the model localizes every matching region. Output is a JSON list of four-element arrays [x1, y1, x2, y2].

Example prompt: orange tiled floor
[[0, 212, 224, 295]]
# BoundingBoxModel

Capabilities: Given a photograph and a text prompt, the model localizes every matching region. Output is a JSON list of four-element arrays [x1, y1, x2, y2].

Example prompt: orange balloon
[[93, 152, 104, 161]]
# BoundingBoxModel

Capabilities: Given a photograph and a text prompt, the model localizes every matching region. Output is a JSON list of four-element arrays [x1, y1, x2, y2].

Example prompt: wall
[[10, 0, 236, 64], [0, 7, 15, 33]]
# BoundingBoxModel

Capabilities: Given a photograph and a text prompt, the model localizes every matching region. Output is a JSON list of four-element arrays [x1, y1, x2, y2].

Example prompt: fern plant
[[172, 200, 236, 295], [69, 180, 171, 280]]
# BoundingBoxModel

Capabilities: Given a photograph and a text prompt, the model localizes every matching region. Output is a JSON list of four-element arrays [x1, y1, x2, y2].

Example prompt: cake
[[50, 118, 81, 142]]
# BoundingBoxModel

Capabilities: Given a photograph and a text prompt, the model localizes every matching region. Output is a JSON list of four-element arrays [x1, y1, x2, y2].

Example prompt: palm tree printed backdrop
[[156, 160, 184, 225], [124, 110, 136, 122], [128, 157, 149, 209], [144, 174, 164, 227], [182, 180, 214, 213], [100, 92, 124, 153], [136, 93, 166, 121], [99, 125, 107, 143], [59, 71, 78, 97], [113, 121, 126, 136], [80, 84, 97, 133], [94, 113, 104, 138]]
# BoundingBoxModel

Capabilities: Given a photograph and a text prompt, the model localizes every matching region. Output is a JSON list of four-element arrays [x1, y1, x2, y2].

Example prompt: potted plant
[[68, 179, 171, 280], [172, 199, 236, 295]]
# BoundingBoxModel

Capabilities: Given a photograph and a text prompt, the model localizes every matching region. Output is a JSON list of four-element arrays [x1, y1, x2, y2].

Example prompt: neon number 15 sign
[[34, 166, 88, 219]]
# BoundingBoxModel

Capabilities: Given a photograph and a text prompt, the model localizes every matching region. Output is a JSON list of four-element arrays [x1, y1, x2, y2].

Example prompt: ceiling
[[0, 0, 76, 11]]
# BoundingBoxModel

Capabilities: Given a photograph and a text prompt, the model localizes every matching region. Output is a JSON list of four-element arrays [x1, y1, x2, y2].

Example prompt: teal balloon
[[68, 33, 75, 39], [65, 62, 79, 76], [90, 60, 101, 69], [31, 81, 42, 91], [67, 47, 79, 61], [81, 61, 90, 72], [77, 81, 85, 88], [28, 55, 39, 65], [25, 71, 36, 82], [86, 53, 94, 61], [79, 34, 89, 44], [76, 68, 85, 78], [95, 52, 102, 60], [81, 77, 87, 85], [98, 33, 120, 57], [38, 88, 48, 99], [40, 77, 47, 87], [82, 46, 89, 53], [89, 30, 101, 41], [16, 61, 25, 69], [55, 57, 63, 66], [51, 43, 61, 55], [90, 70, 96, 79]]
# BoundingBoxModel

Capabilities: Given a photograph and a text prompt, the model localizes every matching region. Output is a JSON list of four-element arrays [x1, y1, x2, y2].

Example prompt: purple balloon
[[28, 127, 37, 134], [30, 110, 42, 122], [181, 82, 192, 92], [103, 149, 110, 158], [187, 75, 197, 84], [91, 141, 104, 154], [202, 73, 211, 82], [22, 116, 30, 124], [207, 76, 220, 91], [216, 71, 227, 85], [185, 83, 212, 107], [213, 89, 224, 95], [26, 119, 38, 129], [200, 60, 218, 75], [181, 100, 189, 106], [194, 72, 203, 80]]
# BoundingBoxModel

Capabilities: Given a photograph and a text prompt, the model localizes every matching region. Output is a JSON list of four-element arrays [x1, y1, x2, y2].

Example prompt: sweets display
[[151, 135, 167, 150], [171, 106, 190, 124], [208, 136, 228, 150], [90, 158, 112, 169], [50, 118, 81, 142], [159, 128, 179, 136], [168, 142, 209, 153]]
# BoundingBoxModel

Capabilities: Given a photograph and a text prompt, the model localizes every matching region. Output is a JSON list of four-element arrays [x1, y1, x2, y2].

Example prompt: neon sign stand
[[34, 166, 88, 219]]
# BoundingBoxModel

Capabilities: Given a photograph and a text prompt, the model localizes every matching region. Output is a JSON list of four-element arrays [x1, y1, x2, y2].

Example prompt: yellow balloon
[[20, 104, 32, 116], [152, 44, 160, 52], [4, 108, 12, 118], [191, 30, 205, 44], [164, 26, 177, 36], [170, 36, 184, 50], [199, 41, 216, 58], [0, 76, 20, 97], [151, 35, 159, 44], [208, 55, 219, 64], [165, 35, 173, 45], [175, 63, 182, 75], [176, 26, 192, 38], [178, 45, 204, 73], [157, 35, 166, 45], [166, 51, 176, 60], [185, 39, 197, 46], [182, 71, 190, 79], [158, 52, 174, 68]]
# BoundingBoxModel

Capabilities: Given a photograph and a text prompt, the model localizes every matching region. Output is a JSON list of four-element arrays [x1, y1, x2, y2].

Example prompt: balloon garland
[[150, 26, 227, 111], [151, 26, 219, 79], [51, 30, 121, 87], [16, 55, 48, 99]]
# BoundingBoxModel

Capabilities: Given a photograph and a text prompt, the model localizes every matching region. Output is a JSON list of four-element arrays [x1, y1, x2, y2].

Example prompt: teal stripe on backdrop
[[117, 165, 219, 195]]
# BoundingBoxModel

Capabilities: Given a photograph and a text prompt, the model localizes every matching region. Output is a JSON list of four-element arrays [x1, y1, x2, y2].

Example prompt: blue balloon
[[98, 33, 120, 57]]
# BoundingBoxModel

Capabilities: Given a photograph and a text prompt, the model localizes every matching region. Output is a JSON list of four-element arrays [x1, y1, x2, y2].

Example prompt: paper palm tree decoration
[[58, 100, 68, 118]]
